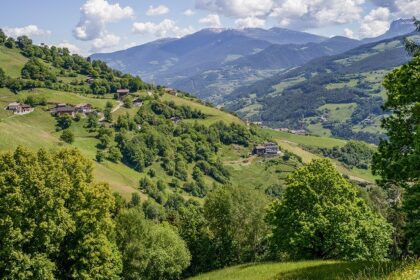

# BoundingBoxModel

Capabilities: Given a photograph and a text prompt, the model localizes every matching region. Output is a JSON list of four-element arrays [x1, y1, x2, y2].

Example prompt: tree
[[56, 113, 72, 130], [60, 129, 74, 144], [267, 159, 392, 261], [123, 95, 133, 108], [104, 107, 113, 123], [86, 113, 99, 131], [4, 37, 15, 48], [115, 208, 190, 280], [0, 28, 6, 44], [0, 147, 122, 278], [0, 67, 6, 87], [204, 186, 269, 268], [373, 27, 420, 256]]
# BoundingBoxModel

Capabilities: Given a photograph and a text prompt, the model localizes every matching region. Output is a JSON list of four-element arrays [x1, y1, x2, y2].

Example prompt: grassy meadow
[[189, 260, 420, 280]]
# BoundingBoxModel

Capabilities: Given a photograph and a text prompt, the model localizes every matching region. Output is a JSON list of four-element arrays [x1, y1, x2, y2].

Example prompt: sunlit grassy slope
[[0, 46, 28, 78], [189, 260, 420, 280]]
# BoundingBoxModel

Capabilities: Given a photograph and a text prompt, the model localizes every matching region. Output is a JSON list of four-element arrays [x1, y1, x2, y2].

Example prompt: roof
[[75, 103, 91, 108], [117, 89, 130, 93], [254, 145, 265, 150], [54, 106, 75, 113], [8, 102, 20, 106], [20, 104, 31, 108]]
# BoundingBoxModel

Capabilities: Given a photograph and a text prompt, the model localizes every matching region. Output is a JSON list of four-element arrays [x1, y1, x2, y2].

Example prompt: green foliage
[[116, 208, 191, 280], [123, 95, 133, 108], [373, 54, 420, 256], [267, 159, 392, 261], [56, 113, 72, 130], [21, 58, 57, 82], [86, 113, 99, 130], [0, 67, 6, 87], [0, 147, 122, 278], [60, 129, 74, 144], [306, 141, 375, 169], [204, 186, 269, 268]]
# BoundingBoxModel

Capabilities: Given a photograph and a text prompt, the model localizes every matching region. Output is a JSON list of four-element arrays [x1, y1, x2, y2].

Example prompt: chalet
[[253, 145, 266, 156], [170, 116, 182, 124], [117, 89, 130, 100], [265, 142, 279, 155], [75, 103, 94, 114], [163, 87, 178, 96], [51, 104, 75, 116], [132, 97, 142, 107], [290, 129, 307, 135], [86, 76, 95, 84], [6, 102, 33, 115], [253, 142, 280, 156]]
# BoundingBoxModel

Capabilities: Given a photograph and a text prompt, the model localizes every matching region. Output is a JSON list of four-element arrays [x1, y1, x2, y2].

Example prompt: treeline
[[93, 96, 255, 199], [0, 29, 152, 94], [304, 141, 375, 169], [0, 147, 394, 279]]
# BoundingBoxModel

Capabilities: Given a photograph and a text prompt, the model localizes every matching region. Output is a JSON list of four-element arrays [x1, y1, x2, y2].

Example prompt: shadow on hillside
[[274, 261, 402, 280]]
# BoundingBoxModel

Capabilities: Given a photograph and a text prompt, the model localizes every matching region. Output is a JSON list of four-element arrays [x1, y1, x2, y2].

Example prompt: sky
[[0, 0, 418, 55]]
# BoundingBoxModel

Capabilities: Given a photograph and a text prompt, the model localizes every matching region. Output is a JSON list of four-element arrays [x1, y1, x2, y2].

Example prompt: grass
[[0, 88, 139, 198], [189, 260, 420, 280], [318, 103, 357, 123], [258, 128, 375, 183], [260, 128, 347, 149], [0, 46, 28, 78], [160, 93, 243, 125], [16, 88, 116, 109]]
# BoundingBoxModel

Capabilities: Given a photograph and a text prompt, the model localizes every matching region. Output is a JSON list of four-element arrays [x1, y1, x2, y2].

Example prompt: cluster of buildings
[[6, 102, 33, 115], [276, 128, 307, 135], [163, 87, 178, 96], [253, 142, 281, 156], [50, 103, 94, 117]]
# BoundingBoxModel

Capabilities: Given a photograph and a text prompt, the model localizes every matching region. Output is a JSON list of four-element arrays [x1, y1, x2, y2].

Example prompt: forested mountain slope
[[226, 33, 419, 143]]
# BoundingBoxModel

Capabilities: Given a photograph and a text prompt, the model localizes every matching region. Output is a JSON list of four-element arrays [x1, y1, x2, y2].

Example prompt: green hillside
[[0, 43, 376, 200], [226, 34, 420, 144]]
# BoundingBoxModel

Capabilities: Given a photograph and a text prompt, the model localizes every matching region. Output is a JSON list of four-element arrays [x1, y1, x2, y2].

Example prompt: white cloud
[[146, 5, 170, 16], [196, 0, 273, 18], [184, 9, 196, 16], [359, 7, 391, 38], [199, 14, 222, 28], [56, 42, 82, 54], [196, 0, 366, 29], [235, 17, 266, 28], [92, 33, 120, 51], [394, 0, 420, 17], [344, 28, 357, 39], [3, 25, 51, 38], [133, 19, 194, 38], [74, 0, 133, 41]]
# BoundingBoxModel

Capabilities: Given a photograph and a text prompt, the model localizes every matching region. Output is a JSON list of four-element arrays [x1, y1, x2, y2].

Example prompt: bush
[[60, 129, 74, 144]]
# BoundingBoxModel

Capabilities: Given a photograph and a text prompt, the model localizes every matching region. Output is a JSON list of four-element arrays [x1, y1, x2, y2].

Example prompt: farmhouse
[[86, 76, 95, 84], [6, 102, 33, 115], [75, 103, 94, 114], [117, 89, 130, 100], [163, 87, 178, 96], [253, 142, 280, 156], [51, 103, 75, 116], [133, 97, 142, 107], [170, 116, 182, 124]]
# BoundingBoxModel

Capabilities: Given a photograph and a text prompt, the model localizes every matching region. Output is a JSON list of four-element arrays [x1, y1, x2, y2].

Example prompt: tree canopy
[[267, 159, 392, 261], [0, 147, 121, 279]]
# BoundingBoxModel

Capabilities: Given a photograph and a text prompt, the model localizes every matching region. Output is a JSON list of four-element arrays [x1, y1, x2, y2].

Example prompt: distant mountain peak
[[362, 18, 415, 43]]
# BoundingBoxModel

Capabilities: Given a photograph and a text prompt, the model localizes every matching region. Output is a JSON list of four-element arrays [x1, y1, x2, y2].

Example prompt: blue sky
[[0, 0, 418, 55]]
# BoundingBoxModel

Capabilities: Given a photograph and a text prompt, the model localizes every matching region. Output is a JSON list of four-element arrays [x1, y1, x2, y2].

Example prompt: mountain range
[[91, 19, 417, 142]]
